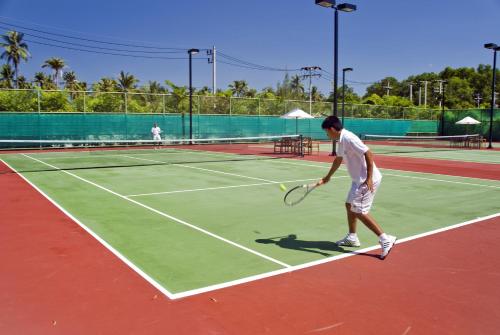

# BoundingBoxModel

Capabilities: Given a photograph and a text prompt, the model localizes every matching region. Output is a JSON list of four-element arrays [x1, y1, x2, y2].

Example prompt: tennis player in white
[[151, 123, 161, 148], [318, 116, 396, 259]]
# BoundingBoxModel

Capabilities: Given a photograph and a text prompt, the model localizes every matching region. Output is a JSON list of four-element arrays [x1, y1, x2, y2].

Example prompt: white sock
[[348, 233, 358, 240], [379, 233, 388, 241]]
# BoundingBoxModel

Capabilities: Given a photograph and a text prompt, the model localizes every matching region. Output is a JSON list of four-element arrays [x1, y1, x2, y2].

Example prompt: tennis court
[[2, 139, 499, 301]]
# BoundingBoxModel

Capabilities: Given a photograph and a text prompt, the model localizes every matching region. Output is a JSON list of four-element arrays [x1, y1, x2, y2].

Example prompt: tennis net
[[0, 135, 303, 173], [363, 134, 484, 154]]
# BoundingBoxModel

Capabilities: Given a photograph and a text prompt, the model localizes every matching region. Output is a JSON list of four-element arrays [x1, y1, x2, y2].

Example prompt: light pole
[[341, 67, 353, 126], [188, 48, 199, 143], [484, 43, 499, 149], [315, 0, 357, 155]]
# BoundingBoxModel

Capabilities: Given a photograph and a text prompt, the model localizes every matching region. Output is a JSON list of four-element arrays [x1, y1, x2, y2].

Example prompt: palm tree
[[228, 80, 249, 97], [311, 86, 324, 101], [0, 31, 30, 88], [165, 80, 189, 136], [290, 75, 305, 99], [197, 86, 212, 96], [63, 71, 83, 99], [244, 88, 257, 98], [16, 75, 31, 89], [0, 64, 14, 88], [117, 71, 138, 92], [165, 80, 188, 110], [145, 80, 164, 94], [94, 77, 118, 92], [63, 71, 79, 90], [42, 57, 65, 88], [33, 71, 55, 90]]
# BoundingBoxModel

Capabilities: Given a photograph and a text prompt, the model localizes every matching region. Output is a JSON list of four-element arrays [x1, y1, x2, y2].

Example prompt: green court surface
[[318, 142, 500, 164], [2, 148, 500, 296]]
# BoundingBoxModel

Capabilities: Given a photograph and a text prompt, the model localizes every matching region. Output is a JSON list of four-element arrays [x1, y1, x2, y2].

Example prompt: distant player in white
[[151, 123, 161, 148], [317, 116, 396, 259]]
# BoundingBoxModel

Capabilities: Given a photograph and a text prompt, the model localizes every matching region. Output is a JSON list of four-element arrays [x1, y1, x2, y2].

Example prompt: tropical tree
[[0, 31, 30, 88], [310, 86, 324, 101], [197, 86, 212, 96], [16, 75, 31, 89], [0, 64, 14, 88], [145, 80, 164, 94], [228, 80, 248, 97], [63, 71, 80, 91], [33, 72, 56, 90], [94, 77, 118, 92], [116, 71, 138, 92], [165, 80, 190, 135], [42, 57, 65, 88], [290, 74, 305, 99], [244, 88, 257, 98], [276, 73, 292, 99]]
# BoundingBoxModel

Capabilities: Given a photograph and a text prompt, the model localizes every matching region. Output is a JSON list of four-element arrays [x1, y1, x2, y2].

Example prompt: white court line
[[271, 159, 500, 189], [21, 153, 291, 271], [0, 158, 176, 300], [4, 156, 500, 300], [126, 176, 350, 198], [171, 212, 500, 299], [121, 154, 278, 183]]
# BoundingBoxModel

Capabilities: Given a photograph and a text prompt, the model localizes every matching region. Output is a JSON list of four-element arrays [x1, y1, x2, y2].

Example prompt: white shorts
[[153, 134, 161, 141], [346, 179, 381, 214]]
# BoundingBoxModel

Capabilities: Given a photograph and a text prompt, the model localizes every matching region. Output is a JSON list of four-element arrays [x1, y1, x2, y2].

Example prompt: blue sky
[[0, 0, 499, 95]]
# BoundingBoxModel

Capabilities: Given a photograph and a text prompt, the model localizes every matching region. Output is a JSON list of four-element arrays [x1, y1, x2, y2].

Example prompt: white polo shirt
[[151, 126, 161, 136], [337, 129, 382, 185]]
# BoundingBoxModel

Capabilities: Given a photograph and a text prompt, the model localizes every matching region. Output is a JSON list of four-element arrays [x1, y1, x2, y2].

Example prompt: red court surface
[[1, 156, 499, 334]]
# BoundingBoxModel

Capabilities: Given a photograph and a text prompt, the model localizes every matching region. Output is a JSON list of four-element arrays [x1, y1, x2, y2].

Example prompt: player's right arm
[[319, 156, 342, 185]]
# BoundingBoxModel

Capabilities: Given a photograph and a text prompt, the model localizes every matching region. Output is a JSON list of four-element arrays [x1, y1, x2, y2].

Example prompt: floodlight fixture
[[337, 3, 357, 12], [315, 0, 335, 8], [484, 43, 498, 49]]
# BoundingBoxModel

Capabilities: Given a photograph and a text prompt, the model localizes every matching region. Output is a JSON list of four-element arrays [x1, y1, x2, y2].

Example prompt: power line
[[25, 39, 202, 60], [0, 20, 189, 51], [0, 24, 186, 54], [218, 51, 301, 72]]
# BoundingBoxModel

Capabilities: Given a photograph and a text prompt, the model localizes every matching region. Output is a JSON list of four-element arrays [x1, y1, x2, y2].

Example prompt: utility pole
[[301, 66, 322, 114], [420, 80, 429, 108], [207, 46, 216, 94], [383, 80, 392, 96], [418, 84, 422, 106], [434, 80, 445, 108], [408, 82, 414, 104]]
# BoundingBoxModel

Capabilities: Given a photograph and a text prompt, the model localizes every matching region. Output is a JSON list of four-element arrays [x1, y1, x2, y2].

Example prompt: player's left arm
[[363, 150, 374, 192]]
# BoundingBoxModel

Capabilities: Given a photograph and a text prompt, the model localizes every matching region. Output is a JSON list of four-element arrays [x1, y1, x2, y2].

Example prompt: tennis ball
[[279, 183, 287, 192]]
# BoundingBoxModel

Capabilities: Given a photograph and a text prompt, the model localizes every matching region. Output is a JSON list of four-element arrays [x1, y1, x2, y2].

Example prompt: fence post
[[162, 94, 166, 113], [37, 89, 41, 113], [229, 97, 232, 115], [124, 92, 128, 114], [83, 91, 86, 113]]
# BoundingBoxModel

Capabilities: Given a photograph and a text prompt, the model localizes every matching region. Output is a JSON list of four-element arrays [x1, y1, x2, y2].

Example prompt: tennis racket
[[284, 183, 319, 206]]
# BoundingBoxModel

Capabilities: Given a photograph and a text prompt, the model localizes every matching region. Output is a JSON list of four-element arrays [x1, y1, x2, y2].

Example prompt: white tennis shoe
[[379, 235, 397, 259], [335, 234, 361, 247]]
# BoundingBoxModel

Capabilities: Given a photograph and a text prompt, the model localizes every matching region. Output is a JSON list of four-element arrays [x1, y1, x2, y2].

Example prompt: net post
[[299, 134, 304, 157]]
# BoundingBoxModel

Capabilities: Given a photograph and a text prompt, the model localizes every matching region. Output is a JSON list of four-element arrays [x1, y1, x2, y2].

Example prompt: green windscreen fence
[[0, 112, 438, 142], [441, 109, 500, 141]]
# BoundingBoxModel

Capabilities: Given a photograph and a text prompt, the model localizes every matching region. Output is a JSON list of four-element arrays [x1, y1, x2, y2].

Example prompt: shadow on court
[[256, 234, 349, 257]]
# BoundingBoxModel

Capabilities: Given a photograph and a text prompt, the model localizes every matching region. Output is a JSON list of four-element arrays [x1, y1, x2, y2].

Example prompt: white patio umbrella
[[280, 109, 314, 134], [455, 116, 481, 134]]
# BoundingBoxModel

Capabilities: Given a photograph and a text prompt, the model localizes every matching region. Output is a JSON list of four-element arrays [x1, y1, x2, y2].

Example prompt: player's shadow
[[255, 234, 351, 257]]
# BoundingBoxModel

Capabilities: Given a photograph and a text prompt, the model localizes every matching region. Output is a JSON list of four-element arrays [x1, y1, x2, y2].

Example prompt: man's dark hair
[[321, 116, 343, 131]]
